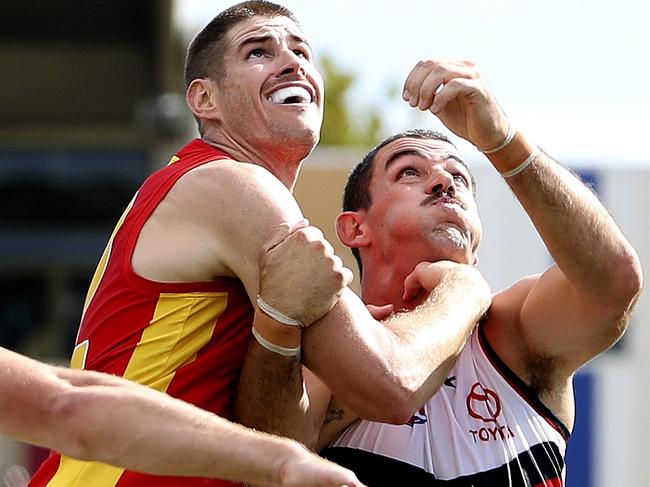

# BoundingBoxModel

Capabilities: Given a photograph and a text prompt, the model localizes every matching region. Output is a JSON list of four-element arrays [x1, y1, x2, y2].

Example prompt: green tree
[[318, 54, 384, 147]]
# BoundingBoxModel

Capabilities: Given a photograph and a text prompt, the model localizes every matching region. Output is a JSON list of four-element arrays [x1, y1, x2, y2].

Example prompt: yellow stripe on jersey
[[70, 340, 89, 370], [78, 194, 138, 327], [47, 291, 228, 486], [123, 291, 228, 390], [46, 457, 125, 487], [167, 155, 180, 165]]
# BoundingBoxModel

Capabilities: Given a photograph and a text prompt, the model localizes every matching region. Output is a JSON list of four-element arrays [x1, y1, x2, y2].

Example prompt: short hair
[[184, 1, 299, 89], [342, 129, 476, 273]]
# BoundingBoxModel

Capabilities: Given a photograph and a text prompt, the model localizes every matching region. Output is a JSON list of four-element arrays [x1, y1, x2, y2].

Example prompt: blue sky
[[175, 0, 650, 163]]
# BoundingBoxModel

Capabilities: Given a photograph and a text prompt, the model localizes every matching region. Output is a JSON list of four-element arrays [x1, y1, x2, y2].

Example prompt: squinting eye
[[294, 49, 307, 58]]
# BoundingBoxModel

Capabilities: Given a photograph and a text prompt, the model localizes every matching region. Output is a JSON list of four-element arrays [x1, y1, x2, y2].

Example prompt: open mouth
[[267, 85, 314, 105]]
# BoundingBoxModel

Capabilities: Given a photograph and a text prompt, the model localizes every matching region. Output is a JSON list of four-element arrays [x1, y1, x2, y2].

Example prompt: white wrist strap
[[480, 124, 516, 154], [500, 148, 539, 178], [251, 327, 301, 357], [256, 295, 304, 328]]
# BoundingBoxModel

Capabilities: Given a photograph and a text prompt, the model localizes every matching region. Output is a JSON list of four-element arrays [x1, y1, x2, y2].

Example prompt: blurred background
[[0, 1, 648, 485]]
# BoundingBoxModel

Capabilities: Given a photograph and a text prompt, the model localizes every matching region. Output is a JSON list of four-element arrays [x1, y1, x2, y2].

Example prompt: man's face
[[214, 15, 324, 154], [363, 137, 482, 266]]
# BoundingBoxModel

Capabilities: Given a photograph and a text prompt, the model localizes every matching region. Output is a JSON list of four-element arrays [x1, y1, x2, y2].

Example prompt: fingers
[[259, 222, 353, 326], [402, 59, 477, 111], [402, 261, 453, 302], [339, 263, 354, 290], [401, 58, 509, 148], [428, 77, 481, 114], [263, 219, 310, 253], [281, 447, 367, 487], [326, 464, 366, 487], [366, 303, 394, 321], [402, 262, 432, 302], [285, 226, 353, 291], [402, 271, 424, 303]]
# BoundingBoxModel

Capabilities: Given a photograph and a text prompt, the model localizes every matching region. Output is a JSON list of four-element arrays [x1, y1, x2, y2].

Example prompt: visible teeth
[[268, 86, 311, 104]]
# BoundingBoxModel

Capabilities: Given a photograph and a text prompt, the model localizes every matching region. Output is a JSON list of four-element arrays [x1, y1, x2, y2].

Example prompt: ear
[[186, 78, 221, 122], [336, 211, 371, 249]]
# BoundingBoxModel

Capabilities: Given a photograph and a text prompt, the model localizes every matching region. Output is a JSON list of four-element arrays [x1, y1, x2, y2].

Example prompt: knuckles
[[292, 226, 324, 243], [416, 58, 438, 69]]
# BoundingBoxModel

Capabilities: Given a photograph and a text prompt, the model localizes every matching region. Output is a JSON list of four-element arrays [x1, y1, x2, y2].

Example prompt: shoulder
[[175, 158, 280, 192], [173, 159, 297, 213], [487, 274, 539, 331], [485, 273, 572, 397]]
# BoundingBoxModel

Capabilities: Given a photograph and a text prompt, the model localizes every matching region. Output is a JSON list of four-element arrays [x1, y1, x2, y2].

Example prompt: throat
[[361, 266, 414, 312]]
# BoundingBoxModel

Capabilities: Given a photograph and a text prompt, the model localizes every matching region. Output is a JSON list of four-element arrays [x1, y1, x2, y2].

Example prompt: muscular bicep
[[191, 162, 306, 300], [518, 264, 625, 373]]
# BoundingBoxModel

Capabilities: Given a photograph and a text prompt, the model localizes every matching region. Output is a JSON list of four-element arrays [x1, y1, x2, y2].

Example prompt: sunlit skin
[[354, 137, 483, 309], [201, 16, 324, 189]]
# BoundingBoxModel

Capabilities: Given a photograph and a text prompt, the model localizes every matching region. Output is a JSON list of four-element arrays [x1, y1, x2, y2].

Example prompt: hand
[[259, 221, 353, 327], [274, 442, 366, 487], [402, 58, 509, 151], [403, 261, 491, 313], [366, 303, 394, 321]]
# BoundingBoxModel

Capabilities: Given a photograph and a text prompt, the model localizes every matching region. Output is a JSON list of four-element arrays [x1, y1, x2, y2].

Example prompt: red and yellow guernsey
[[30, 139, 253, 486]]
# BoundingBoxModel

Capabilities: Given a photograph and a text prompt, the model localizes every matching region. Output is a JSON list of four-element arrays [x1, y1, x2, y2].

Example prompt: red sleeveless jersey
[[30, 139, 254, 486]]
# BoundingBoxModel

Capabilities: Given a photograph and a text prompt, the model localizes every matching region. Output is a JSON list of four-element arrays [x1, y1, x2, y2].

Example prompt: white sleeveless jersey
[[323, 326, 569, 486]]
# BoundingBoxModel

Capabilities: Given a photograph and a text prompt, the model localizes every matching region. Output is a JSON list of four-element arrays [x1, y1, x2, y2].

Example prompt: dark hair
[[184, 1, 299, 88], [342, 129, 476, 273]]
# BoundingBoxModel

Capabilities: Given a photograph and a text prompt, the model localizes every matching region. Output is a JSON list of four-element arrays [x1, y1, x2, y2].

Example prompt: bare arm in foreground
[[0, 347, 363, 487]]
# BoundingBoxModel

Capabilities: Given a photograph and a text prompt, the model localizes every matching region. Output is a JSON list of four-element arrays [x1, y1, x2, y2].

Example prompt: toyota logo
[[466, 382, 501, 423]]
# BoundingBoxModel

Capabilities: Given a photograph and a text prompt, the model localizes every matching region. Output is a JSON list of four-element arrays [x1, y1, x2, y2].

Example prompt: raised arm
[[0, 347, 364, 487], [402, 58, 643, 377]]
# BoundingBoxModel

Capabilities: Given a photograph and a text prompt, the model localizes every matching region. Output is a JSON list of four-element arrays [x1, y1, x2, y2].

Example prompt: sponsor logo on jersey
[[466, 381, 516, 443], [467, 381, 501, 422]]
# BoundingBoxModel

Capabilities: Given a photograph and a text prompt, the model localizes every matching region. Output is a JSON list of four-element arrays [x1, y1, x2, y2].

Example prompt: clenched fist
[[402, 58, 509, 151], [259, 220, 353, 327]]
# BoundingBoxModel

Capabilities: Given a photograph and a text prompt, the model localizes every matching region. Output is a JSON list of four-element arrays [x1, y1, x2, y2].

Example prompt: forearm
[[47, 380, 304, 483], [384, 270, 487, 408], [492, 134, 642, 303], [235, 311, 314, 446], [0, 350, 285, 482], [303, 268, 489, 423]]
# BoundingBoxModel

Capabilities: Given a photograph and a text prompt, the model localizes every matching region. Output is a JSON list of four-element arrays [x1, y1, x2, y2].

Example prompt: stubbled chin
[[275, 122, 319, 147], [431, 227, 470, 250]]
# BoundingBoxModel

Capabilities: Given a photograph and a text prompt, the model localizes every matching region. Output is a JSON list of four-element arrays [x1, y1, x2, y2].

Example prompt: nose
[[277, 48, 306, 77], [426, 169, 455, 196]]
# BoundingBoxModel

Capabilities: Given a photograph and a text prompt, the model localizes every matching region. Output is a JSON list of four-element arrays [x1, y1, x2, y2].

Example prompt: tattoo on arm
[[324, 408, 345, 424]]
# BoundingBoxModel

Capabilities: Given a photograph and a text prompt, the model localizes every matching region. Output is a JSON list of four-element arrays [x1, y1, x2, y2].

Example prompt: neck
[[360, 247, 474, 312], [202, 127, 312, 191], [360, 259, 416, 312]]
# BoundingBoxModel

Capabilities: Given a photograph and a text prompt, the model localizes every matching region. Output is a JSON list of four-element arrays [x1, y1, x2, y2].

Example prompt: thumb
[[263, 219, 309, 253], [402, 269, 424, 303], [366, 303, 394, 321]]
